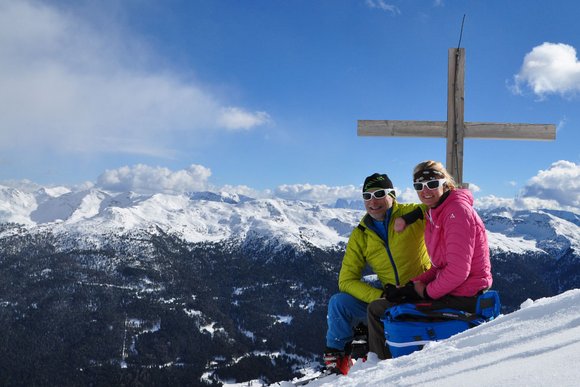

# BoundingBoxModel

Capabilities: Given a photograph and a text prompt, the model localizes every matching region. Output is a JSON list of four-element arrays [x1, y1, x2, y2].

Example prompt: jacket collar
[[431, 190, 452, 209]]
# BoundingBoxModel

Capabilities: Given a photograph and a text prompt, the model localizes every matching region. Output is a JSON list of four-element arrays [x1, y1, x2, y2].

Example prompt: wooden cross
[[357, 48, 556, 186]]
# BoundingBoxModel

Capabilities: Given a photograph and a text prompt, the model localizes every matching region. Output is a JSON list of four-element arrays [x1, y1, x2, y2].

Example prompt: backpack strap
[[476, 290, 501, 320], [386, 303, 484, 326]]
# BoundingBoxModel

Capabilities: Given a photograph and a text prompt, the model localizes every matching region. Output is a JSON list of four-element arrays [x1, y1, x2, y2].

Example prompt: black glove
[[382, 282, 422, 303], [382, 284, 399, 301]]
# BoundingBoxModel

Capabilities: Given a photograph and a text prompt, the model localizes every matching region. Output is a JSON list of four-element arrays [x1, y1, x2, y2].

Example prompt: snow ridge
[[0, 185, 578, 256]]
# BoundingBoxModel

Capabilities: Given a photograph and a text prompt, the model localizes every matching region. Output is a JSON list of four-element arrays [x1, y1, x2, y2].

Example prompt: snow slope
[[271, 289, 580, 387]]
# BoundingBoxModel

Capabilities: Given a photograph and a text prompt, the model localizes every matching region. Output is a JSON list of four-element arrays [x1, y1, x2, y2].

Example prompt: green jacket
[[338, 201, 431, 304]]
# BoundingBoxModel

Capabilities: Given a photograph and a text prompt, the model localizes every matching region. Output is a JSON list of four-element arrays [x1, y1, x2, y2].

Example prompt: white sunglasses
[[362, 189, 394, 201], [413, 179, 447, 191]]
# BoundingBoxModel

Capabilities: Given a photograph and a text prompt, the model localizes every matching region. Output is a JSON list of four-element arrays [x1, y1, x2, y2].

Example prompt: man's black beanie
[[363, 173, 394, 192]]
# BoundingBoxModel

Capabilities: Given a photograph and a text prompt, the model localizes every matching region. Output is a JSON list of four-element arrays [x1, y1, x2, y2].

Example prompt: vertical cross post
[[447, 48, 465, 185]]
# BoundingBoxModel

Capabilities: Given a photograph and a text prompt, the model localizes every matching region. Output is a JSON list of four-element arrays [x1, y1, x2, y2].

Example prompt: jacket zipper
[[383, 209, 400, 286]]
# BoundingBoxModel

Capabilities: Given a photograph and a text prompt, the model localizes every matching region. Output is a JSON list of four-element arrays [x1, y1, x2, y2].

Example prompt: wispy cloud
[[365, 0, 401, 14], [275, 183, 361, 203], [513, 42, 580, 98], [397, 187, 419, 203], [0, 1, 270, 157], [557, 117, 567, 133], [218, 107, 272, 131]]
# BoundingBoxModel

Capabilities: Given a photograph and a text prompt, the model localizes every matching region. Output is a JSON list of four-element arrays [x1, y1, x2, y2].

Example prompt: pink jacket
[[412, 189, 492, 299]]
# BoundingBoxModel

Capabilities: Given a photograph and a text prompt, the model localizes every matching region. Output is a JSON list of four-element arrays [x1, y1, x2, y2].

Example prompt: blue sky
[[0, 0, 579, 210]]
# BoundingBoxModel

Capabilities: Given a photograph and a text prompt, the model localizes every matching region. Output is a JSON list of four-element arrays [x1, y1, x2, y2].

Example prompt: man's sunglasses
[[413, 179, 446, 191], [362, 189, 394, 201]]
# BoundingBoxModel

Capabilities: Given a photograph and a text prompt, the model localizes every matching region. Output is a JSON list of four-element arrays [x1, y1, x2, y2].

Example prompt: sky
[[1, 0, 579, 211], [267, 288, 580, 387]]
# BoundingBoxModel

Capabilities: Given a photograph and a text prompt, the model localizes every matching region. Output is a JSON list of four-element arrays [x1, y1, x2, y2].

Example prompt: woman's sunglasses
[[362, 189, 394, 201], [413, 179, 447, 191]]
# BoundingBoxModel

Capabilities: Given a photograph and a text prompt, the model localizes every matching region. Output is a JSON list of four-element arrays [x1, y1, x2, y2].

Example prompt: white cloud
[[218, 107, 272, 131], [365, 0, 401, 14], [220, 184, 271, 199], [0, 1, 270, 157], [476, 160, 580, 212], [275, 183, 361, 204], [97, 164, 212, 194], [513, 42, 580, 98], [467, 183, 481, 193], [519, 160, 580, 208], [557, 117, 567, 133], [397, 187, 418, 203], [474, 195, 517, 211]]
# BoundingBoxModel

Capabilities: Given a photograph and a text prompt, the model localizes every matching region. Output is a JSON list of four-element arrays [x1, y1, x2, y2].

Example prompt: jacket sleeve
[[425, 202, 475, 299], [398, 203, 428, 218], [401, 206, 425, 225], [412, 266, 437, 284], [338, 228, 383, 303]]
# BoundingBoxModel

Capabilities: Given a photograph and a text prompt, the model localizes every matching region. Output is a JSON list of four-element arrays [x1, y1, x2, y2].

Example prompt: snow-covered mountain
[[0, 184, 578, 385], [1, 184, 578, 258], [482, 207, 580, 256], [0, 185, 360, 248]]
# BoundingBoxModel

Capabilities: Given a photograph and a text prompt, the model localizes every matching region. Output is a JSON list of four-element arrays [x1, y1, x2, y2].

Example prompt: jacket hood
[[448, 188, 474, 207], [431, 188, 474, 213]]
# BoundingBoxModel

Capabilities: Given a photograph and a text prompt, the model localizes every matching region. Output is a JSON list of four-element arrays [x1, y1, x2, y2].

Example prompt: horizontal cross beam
[[357, 120, 556, 140]]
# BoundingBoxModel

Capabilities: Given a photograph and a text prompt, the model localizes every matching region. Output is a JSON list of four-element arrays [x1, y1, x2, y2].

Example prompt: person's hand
[[383, 282, 421, 303], [394, 217, 407, 233], [382, 284, 398, 300], [413, 281, 427, 299]]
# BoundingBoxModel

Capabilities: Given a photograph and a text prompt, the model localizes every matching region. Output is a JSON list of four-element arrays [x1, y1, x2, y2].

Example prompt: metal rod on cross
[[357, 48, 556, 187]]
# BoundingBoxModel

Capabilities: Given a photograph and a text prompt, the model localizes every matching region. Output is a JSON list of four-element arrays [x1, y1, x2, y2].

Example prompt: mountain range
[[0, 185, 578, 386]]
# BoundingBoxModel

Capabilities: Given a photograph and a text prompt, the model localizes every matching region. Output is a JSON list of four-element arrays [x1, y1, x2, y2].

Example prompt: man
[[324, 173, 430, 374]]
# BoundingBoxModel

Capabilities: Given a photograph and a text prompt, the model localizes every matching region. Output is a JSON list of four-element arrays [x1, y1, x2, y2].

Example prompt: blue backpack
[[382, 290, 501, 358]]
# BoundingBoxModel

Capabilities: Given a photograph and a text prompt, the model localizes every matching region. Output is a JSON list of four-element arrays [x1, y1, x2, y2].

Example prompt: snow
[[1, 186, 578, 257], [484, 209, 580, 256], [201, 322, 226, 337], [0, 185, 37, 225], [184, 308, 203, 318], [268, 289, 580, 387], [272, 315, 293, 325], [486, 231, 541, 254]]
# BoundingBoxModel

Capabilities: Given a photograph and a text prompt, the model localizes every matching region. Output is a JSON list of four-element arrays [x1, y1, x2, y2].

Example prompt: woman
[[410, 160, 492, 308]]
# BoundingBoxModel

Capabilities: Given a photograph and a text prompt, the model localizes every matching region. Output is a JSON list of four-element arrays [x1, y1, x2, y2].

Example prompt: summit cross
[[357, 48, 556, 186]]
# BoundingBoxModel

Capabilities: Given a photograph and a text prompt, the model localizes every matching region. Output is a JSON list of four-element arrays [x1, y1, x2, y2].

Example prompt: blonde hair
[[413, 160, 457, 190]]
